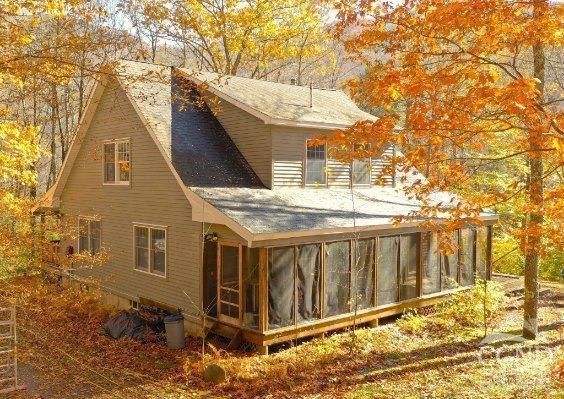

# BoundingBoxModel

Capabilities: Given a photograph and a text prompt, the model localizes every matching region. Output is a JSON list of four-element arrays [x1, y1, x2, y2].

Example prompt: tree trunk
[[523, 0, 546, 340]]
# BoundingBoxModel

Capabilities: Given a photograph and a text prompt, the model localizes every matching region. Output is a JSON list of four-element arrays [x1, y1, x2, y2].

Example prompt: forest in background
[[0, 0, 562, 304]]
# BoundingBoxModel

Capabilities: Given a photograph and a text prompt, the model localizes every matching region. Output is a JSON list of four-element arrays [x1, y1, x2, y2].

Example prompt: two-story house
[[37, 60, 496, 353]]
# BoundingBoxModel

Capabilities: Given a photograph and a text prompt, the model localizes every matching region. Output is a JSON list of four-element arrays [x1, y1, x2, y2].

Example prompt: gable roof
[[178, 69, 377, 129], [45, 59, 496, 245], [115, 60, 263, 188]]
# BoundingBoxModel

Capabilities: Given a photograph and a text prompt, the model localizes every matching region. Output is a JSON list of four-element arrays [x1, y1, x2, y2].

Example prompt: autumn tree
[[0, 0, 128, 273], [327, 0, 563, 339], [123, 0, 332, 79]]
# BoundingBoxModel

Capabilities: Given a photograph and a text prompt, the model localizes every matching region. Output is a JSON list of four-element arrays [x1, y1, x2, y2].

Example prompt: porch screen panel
[[352, 239, 374, 310], [422, 232, 441, 295], [441, 230, 459, 290], [399, 234, 418, 301], [297, 244, 321, 323], [460, 228, 475, 286], [475, 226, 489, 279], [377, 236, 399, 305], [324, 241, 351, 317], [243, 248, 260, 329], [268, 247, 295, 329]]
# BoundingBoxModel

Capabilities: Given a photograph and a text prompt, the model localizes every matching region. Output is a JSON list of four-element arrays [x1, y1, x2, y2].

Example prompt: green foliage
[[434, 279, 506, 334], [540, 250, 564, 282], [396, 310, 426, 335], [493, 233, 563, 282]]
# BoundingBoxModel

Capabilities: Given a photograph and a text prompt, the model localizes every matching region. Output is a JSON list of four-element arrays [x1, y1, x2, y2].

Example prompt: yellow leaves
[[45, 0, 66, 16], [388, 85, 402, 101], [488, 65, 501, 82], [0, 120, 41, 186]]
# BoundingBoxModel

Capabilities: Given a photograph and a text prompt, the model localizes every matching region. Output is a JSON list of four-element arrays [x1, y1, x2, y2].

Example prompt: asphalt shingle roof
[[114, 60, 494, 236], [191, 186, 459, 235], [179, 69, 377, 127], [117, 60, 263, 188]]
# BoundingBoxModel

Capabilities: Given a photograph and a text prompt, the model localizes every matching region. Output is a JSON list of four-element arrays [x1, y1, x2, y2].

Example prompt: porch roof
[[192, 186, 497, 236]]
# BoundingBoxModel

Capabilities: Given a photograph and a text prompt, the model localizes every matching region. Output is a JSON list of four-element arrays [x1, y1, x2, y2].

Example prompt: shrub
[[434, 279, 505, 335], [396, 310, 426, 335]]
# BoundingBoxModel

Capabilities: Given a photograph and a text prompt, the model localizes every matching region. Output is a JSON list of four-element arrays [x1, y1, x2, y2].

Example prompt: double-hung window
[[351, 143, 371, 186], [78, 217, 101, 255], [134, 225, 166, 276], [305, 140, 327, 186], [104, 139, 130, 184]]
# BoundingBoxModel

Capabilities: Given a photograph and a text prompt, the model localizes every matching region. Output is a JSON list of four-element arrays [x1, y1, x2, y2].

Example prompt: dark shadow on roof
[[170, 76, 265, 188]]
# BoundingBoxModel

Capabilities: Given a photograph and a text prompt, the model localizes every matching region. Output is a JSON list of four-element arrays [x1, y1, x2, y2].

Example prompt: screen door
[[218, 244, 241, 325]]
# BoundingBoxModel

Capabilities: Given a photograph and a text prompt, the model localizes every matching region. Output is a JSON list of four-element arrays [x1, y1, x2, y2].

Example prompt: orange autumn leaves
[[317, 0, 563, 256]]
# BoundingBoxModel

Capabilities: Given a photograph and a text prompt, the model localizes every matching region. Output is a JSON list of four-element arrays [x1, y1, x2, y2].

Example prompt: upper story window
[[305, 140, 327, 186], [78, 217, 101, 255], [104, 139, 130, 184], [352, 143, 371, 186], [134, 224, 166, 277]]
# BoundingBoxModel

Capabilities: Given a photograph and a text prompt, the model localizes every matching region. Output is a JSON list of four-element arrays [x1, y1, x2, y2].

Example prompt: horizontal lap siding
[[59, 80, 202, 316], [271, 126, 307, 187], [372, 145, 394, 186], [273, 126, 354, 188], [327, 159, 350, 187], [212, 100, 272, 187]]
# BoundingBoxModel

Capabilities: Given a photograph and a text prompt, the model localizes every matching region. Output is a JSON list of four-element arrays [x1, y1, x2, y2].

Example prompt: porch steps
[[208, 322, 243, 350]]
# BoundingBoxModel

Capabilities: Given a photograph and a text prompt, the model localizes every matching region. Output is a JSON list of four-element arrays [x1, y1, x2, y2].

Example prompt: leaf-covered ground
[[1, 276, 562, 399]]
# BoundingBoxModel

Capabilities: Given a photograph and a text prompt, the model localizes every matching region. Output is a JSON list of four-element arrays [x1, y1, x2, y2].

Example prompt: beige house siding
[[205, 223, 247, 244], [58, 79, 203, 317], [211, 99, 272, 188], [272, 126, 389, 189]]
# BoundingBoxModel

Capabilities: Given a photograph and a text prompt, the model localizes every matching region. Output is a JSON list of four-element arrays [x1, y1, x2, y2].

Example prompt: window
[[399, 234, 419, 300], [297, 244, 321, 323], [441, 230, 460, 290], [324, 241, 351, 317], [422, 232, 441, 295], [377, 236, 399, 305], [351, 143, 371, 186], [134, 225, 166, 276], [77, 217, 101, 255], [460, 228, 475, 286], [475, 226, 490, 279], [268, 246, 295, 329], [243, 248, 260, 329], [305, 140, 327, 185], [104, 139, 130, 184], [352, 239, 375, 310]]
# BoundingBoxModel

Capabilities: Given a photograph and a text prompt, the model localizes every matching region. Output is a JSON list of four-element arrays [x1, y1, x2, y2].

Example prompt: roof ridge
[[178, 67, 341, 92], [119, 60, 342, 91]]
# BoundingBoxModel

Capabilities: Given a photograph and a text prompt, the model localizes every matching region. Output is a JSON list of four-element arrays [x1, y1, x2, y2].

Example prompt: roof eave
[[248, 214, 499, 246], [267, 118, 352, 130]]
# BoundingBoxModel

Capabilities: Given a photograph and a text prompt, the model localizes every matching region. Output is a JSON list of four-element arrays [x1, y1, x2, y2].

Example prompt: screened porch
[[202, 225, 492, 349]]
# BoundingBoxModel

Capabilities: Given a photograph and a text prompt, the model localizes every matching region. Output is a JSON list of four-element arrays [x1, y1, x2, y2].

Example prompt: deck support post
[[368, 318, 379, 328], [257, 345, 269, 355]]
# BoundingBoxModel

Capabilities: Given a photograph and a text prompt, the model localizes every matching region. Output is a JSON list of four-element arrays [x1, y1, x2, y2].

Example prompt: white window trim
[[103, 138, 131, 186], [304, 140, 328, 187], [77, 216, 101, 254], [351, 157, 372, 187], [132, 223, 167, 278], [351, 143, 372, 188]]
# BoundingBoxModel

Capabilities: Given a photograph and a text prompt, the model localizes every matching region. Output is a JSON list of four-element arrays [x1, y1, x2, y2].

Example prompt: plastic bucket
[[163, 314, 185, 349]]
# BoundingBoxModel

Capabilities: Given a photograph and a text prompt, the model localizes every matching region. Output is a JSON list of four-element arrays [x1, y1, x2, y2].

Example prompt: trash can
[[164, 314, 185, 349]]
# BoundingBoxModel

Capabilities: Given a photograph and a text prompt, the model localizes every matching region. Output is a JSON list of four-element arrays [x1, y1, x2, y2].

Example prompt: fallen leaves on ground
[[1, 275, 562, 399]]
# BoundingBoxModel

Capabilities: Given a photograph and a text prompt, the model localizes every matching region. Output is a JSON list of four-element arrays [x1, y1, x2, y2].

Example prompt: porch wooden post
[[418, 232, 424, 296], [258, 248, 269, 354], [486, 226, 493, 280], [258, 248, 268, 332]]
